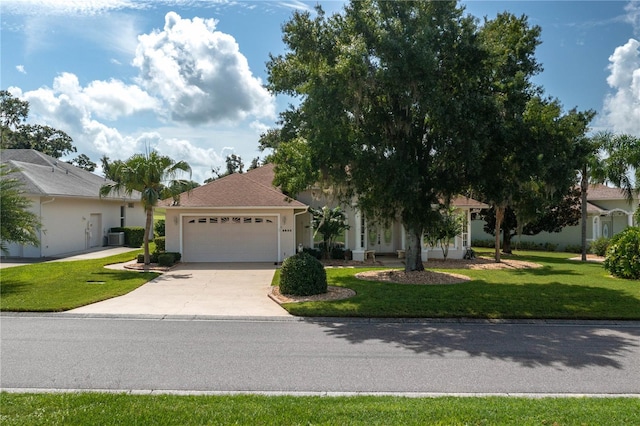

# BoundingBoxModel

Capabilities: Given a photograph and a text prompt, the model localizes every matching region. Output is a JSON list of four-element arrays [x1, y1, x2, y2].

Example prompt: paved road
[[2, 315, 639, 395]]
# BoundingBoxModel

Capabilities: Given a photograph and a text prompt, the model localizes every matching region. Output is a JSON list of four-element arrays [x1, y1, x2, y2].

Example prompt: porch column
[[629, 212, 634, 227], [353, 209, 365, 261]]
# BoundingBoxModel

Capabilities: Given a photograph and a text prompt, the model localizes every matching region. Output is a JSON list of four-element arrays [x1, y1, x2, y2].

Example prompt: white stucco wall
[[4, 196, 145, 258]]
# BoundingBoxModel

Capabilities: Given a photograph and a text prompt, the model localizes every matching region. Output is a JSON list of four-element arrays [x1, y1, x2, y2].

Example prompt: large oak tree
[[266, 1, 488, 271]]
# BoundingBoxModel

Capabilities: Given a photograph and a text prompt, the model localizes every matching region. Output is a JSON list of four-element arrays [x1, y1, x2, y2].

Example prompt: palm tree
[[579, 131, 640, 261], [578, 133, 606, 261], [100, 150, 191, 265]]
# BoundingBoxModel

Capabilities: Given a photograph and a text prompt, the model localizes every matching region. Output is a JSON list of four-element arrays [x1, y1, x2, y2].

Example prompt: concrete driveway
[[67, 262, 290, 317]]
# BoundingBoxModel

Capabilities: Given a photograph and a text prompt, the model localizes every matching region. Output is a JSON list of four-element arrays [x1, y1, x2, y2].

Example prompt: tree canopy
[[1, 90, 77, 159], [265, 0, 596, 269]]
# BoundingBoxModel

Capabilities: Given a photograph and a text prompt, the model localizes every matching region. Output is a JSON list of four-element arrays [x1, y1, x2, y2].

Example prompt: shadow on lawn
[[302, 278, 640, 369], [305, 317, 640, 370]]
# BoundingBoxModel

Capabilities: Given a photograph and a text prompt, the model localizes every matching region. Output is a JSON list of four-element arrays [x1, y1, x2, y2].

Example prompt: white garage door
[[182, 216, 278, 262]]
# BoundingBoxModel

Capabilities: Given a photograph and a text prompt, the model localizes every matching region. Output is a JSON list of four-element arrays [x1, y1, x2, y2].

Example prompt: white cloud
[[132, 11, 275, 125], [16, 65, 26, 74], [625, 0, 640, 35], [603, 38, 640, 136]]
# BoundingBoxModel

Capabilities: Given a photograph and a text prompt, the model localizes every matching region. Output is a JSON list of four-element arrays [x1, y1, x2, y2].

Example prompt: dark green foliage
[[603, 227, 640, 279], [154, 219, 166, 237], [564, 244, 585, 254], [302, 247, 322, 259], [331, 246, 345, 260], [590, 237, 610, 257], [279, 252, 327, 296], [157, 253, 175, 267], [111, 227, 144, 248], [137, 254, 144, 263], [153, 236, 166, 252]]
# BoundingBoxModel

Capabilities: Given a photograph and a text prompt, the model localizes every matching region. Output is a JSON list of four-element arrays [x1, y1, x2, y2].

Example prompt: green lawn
[[275, 251, 640, 320], [0, 250, 158, 312], [1, 393, 638, 426]]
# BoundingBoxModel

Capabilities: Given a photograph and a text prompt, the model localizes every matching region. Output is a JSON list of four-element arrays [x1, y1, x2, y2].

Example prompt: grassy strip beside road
[[275, 251, 640, 319], [1, 393, 638, 425], [0, 250, 158, 312]]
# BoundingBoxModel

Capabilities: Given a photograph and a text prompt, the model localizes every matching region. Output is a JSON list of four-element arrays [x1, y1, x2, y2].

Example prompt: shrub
[[154, 236, 166, 252], [302, 247, 322, 260], [279, 252, 327, 296], [154, 219, 166, 237], [564, 244, 584, 254], [137, 254, 144, 263], [111, 226, 145, 248], [472, 239, 495, 248], [590, 237, 610, 257], [603, 227, 640, 280], [157, 253, 175, 267], [330, 246, 345, 260]]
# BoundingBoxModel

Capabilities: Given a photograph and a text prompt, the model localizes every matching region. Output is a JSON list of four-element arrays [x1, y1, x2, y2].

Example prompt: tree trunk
[[580, 166, 588, 262], [494, 205, 504, 263], [502, 231, 513, 254], [404, 224, 424, 272], [144, 207, 153, 266]]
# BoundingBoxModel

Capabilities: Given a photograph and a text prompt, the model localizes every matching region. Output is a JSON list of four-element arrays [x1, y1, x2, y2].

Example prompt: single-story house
[[1, 149, 146, 258], [471, 184, 639, 250], [161, 163, 486, 263]]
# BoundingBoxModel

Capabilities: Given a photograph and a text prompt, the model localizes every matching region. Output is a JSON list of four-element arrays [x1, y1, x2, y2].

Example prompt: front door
[[367, 225, 394, 253], [88, 214, 102, 248]]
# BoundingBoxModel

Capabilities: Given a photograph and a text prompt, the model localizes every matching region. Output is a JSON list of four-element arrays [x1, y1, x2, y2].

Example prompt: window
[[198, 218, 206, 223], [210, 217, 218, 223], [120, 206, 125, 227], [244, 217, 252, 224]]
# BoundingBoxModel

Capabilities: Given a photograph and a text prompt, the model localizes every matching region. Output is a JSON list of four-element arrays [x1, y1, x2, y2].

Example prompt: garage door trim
[[179, 213, 280, 262]]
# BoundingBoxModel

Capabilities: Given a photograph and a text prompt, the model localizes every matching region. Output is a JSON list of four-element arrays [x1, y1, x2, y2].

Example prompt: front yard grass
[[1, 392, 638, 425], [274, 251, 640, 320], [0, 250, 158, 312]]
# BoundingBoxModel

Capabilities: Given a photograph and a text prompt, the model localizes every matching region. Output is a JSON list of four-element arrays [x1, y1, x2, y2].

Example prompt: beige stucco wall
[[4, 196, 145, 258], [164, 208, 301, 262]]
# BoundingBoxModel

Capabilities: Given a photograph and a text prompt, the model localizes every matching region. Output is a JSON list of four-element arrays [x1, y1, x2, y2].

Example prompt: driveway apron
[[68, 263, 290, 317]]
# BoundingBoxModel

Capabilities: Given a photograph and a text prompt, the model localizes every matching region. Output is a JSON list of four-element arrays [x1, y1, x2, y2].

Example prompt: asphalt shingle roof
[[162, 163, 307, 208], [1, 149, 139, 201]]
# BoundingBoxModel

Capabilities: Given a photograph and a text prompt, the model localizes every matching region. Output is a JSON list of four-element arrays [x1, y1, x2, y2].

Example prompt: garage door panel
[[182, 216, 278, 262]]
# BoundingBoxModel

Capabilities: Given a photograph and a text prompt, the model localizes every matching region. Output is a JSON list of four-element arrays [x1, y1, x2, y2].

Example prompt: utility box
[[107, 232, 125, 246]]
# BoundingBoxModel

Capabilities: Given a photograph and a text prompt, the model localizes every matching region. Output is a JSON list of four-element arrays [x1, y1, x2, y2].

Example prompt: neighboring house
[[471, 184, 639, 250], [161, 163, 486, 262], [1, 149, 146, 258]]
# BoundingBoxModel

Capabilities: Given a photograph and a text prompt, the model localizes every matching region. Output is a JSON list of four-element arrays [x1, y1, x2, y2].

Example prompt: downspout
[[294, 208, 309, 254], [40, 197, 55, 257]]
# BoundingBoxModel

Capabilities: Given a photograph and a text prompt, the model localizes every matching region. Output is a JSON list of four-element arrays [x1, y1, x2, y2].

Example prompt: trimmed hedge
[[110, 226, 145, 248], [279, 252, 327, 296], [154, 219, 166, 237], [154, 236, 166, 252]]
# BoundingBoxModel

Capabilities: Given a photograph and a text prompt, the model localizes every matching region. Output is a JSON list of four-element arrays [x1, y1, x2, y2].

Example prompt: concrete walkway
[[67, 262, 290, 317]]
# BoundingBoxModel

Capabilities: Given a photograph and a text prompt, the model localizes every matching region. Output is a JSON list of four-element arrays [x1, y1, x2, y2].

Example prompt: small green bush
[[279, 252, 327, 296], [154, 219, 166, 237], [154, 236, 166, 252], [137, 254, 144, 263], [157, 253, 175, 267], [590, 237, 610, 257], [603, 227, 640, 280], [331, 246, 345, 260], [472, 239, 495, 248], [564, 244, 585, 254], [302, 247, 322, 260]]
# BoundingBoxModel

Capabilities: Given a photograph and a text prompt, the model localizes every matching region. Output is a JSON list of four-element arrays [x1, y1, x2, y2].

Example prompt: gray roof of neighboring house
[[1, 149, 139, 201]]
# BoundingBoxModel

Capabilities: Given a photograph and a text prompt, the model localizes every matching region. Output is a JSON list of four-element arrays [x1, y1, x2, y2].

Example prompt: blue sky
[[2, 1, 639, 184]]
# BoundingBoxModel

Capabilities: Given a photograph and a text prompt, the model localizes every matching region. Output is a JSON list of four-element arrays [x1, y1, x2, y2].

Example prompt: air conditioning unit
[[108, 232, 125, 246]]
